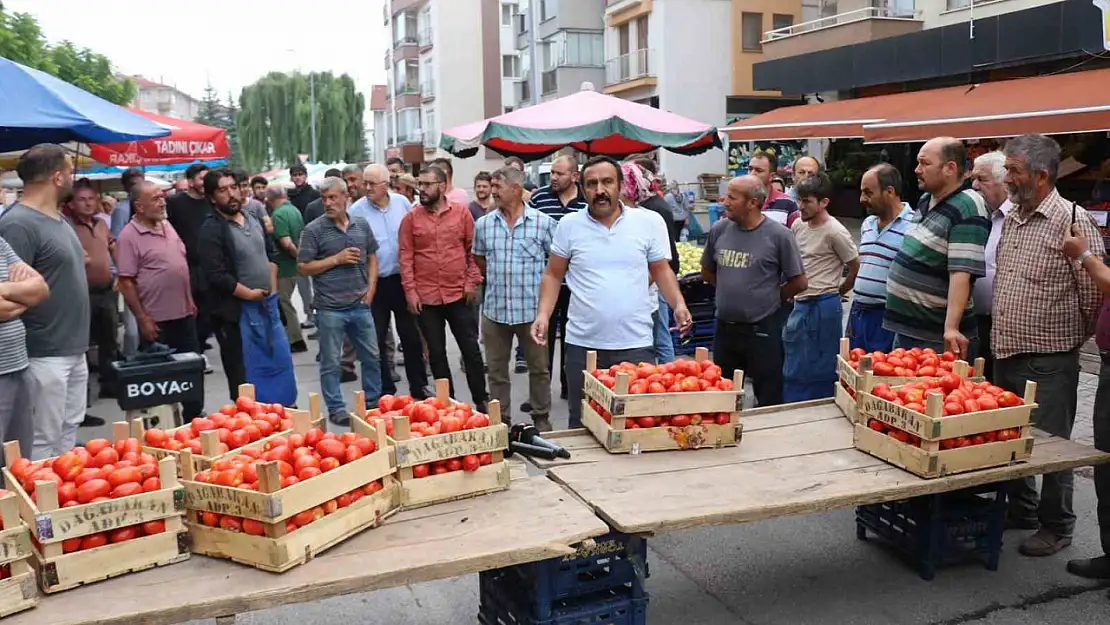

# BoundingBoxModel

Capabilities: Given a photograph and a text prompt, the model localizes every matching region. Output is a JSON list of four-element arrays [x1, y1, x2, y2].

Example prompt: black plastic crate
[[478, 582, 648, 625], [855, 484, 1006, 580]]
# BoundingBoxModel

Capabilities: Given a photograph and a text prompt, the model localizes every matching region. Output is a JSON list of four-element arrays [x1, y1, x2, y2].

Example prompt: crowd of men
[[2, 131, 1110, 584]]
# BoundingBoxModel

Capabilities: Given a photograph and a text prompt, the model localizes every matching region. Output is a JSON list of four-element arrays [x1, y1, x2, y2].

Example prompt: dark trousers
[[88, 288, 118, 385], [371, 275, 428, 398], [212, 317, 245, 402], [546, 284, 572, 394], [417, 299, 488, 406], [565, 344, 655, 429], [194, 288, 213, 346], [1093, 358, 1110, 555], [713, 312, 785, 408], [141, 315, 204, 420], [996, 350, 1080, 538], [975, 314, 995, 380]]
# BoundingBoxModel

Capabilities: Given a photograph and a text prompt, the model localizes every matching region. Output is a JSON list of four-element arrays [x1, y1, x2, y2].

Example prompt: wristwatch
[[1078, 250, 1093, 264]]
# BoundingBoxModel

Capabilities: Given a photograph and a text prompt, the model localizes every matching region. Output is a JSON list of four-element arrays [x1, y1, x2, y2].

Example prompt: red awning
[[863, 68, 1110, 143], [722, 91, 944, 142], [89, 109, 229, 166]]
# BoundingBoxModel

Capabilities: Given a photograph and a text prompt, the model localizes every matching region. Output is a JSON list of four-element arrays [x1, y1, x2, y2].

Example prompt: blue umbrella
[[0, 57, 170, 151]]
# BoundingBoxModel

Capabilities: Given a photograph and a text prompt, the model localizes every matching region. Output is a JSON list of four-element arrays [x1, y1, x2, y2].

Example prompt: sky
[[5, 0, 388, 106]]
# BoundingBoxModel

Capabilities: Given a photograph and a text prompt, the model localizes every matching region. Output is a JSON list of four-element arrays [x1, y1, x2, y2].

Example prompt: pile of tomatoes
[[845, 347, 974, 378], [866, 419, 1024, 450], [868, 374, 1024, 417], [363, 394, 493, 439], [191, 428, 376, 491], [590, 358, 735, 395], [588, 399, 731, 428], [411, 453, 494, 478], [143, 396, 294, 457], [43, 519, 168, 554], [9, 438, 164, 506], [198, 479, 386, 535]]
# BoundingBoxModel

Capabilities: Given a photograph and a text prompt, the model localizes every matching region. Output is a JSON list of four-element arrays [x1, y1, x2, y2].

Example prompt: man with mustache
[[992, 133, 1103, 558], [532, 156, 693, 429]]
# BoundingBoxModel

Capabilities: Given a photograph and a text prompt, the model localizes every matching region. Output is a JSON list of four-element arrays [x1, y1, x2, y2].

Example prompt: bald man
[[788, 156, 821, 201], [884, 137, 989, 357]]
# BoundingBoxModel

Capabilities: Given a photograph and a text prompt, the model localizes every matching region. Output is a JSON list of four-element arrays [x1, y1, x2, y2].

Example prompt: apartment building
[[377, 0, 515, 190], [130, 76, 202, 121], [513, 0, 606, 109]]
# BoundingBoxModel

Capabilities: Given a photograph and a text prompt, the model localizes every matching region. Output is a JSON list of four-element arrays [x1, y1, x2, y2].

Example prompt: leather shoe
[[1005, 515, 1040, 531], [340, 370, 357, 383], [532, 415, 553, 432], [328, 411, 350, 427], [1066, 555, 1110, 579], [1018, 529, 1072, 557]]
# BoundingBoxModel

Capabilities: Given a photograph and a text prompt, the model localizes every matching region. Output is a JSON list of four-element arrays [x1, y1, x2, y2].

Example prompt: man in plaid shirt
[[473, 167, 556, 431], [993, 133, 1104, 558]]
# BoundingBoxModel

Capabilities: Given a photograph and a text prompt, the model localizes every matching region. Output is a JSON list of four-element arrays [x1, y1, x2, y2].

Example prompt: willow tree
[[237, 71, 366, 172]]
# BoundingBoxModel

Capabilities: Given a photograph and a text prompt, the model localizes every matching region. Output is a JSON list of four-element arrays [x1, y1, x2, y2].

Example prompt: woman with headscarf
[[621, 162, 680, 364], [662, 178, 688, 240]]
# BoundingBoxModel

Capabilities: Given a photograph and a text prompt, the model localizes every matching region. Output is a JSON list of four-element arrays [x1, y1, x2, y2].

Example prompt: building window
[[618, 24, 630, 56], [772, 14, 793, 32], [502, 54, 521, 79], [801, 1, 820, 23], [547, 31, 604, 67], [398, 108, 421, 143], [423, 107, 437, 147], [540, 0, 556, 21], [501, 3, 515, 26], [394, 11, 417, 44], [636, 16, 649, 51], [946, 0, 987, 9], [741, 12, 763, 52]]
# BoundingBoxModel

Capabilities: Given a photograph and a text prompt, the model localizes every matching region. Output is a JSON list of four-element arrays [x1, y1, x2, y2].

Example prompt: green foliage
[[237, 71, 366, 172], [0, 8, 135, 105]]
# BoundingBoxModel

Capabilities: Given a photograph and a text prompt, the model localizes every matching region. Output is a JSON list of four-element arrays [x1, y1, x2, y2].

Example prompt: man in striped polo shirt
[[848, 163, 914, 353], [883, 137, 990, 358]]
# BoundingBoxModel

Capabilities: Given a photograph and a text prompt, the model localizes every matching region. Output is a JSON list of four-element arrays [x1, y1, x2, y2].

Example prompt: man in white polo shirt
[[531, 156, 693, 428]]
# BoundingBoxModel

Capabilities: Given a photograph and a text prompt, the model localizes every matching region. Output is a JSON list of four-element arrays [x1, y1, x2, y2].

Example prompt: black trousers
[[417, 299, 488, 405], [1093, 358, 1110, 555], [141, 315, 205, 420], [212, 317, 245, 402], [975, 314, 995, 381], [88, 288, 118, 385], [194, 288, 213, 347], [546, 284, 572, 394], [712, 311, 785, 408], [371, 275, 428, 398]]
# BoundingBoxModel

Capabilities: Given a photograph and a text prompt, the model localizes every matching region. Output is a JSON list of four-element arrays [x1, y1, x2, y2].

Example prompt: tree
[[0, 7, 134, 105], [194, 84, 223, 127], [223, 91, 241, 169], [237, 71, 366, 172]]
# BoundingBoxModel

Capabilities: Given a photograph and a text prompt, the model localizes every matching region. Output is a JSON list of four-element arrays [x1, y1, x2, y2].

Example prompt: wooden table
[[10, 476, 608, 625], [543, 399, 1110, 534]]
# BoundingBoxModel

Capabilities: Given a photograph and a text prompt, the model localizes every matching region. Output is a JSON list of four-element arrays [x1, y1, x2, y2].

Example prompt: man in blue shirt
[[351, 164, 429, 399], [532, 156, 693, 428]]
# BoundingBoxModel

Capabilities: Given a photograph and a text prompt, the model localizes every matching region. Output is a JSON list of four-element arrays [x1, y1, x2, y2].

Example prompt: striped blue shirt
[[853, 203, 914, 306], [528, 184, 587, 221], [472, 206, 556, 325]]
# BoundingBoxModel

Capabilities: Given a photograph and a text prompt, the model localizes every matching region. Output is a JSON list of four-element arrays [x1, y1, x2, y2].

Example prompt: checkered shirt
[[472, 206, 556, 325], [992, 188, 1105, 359]]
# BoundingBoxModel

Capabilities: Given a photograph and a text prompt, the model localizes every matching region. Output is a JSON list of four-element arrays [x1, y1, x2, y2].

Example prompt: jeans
[[296, 275, 315, 323], [120, 297, 140, 358], [26, 355, 88, 460], [371, 275, 428, 397], [277, 276, 304, 345], [783, 294, 842, 402], [89, 288, 119, 386], [713, 312, 785, 408], [317, 304, 381, 417], [653, 294, 675, 364], [483, 316, 550, 424], [996, 351, 1080, 538], [846, 302, 895, 354], [141, 315, 205, 420], [565, 344, 655, 429], [1093, 359, 1110, 554], [418, 299, 488, 406], [0, 369, 32, 460]]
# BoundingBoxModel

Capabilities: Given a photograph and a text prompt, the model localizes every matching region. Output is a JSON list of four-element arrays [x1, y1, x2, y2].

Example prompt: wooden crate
[[139, 385, 323, 475], [854, 423, 1034, 479], [0, 493, 37, 617], [833, 381, 858, 423], [582, 348, 744, 418], [2, 425, 189, 593], [837, 338, 984, 391], [581, 400, 742, 454], [352, 382, 510, 509]]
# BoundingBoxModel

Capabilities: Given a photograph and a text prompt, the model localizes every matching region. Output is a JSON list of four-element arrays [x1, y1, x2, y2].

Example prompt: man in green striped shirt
[[883, 137, 990, 358]]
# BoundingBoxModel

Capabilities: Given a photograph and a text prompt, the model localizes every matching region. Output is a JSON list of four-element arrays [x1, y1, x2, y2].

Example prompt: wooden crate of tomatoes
[[353, 380, 510, 509], [139, 385, 323, 475], [1, 423, 188, 593], [835, 339, 984, 424], [854, 370, 1037, 478], [580, 348, 744, 454], [181, 412, 398, 572], [0, 491, 37, 617]]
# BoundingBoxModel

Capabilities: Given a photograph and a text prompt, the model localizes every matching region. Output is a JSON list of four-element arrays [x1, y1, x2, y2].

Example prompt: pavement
[[73, 215, 1109, 624]]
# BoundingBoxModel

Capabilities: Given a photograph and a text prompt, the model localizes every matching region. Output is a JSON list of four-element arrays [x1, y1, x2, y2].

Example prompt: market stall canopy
[[88, 109, 229, 167], [0, 57, 170, 151], [862, 68, 1110, 143], [440, 83, 721, 161]]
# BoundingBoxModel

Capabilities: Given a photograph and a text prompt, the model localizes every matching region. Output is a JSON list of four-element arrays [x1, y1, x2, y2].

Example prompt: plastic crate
[[855, 484, 1006, 580], [478, 582, 648, 625]]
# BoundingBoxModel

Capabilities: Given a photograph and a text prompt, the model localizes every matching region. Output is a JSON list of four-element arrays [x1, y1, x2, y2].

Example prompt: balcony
[[393, 79, 419, 97], [418, 27, 432, 49], [604, 48, 655, 93], [516, 74, 532, 105], [393, 129, 423, 145], [541, 69, 558, 95], [761, 6, 922, 61], [420, 78, 435, 101], [423, 129, 438, 149]]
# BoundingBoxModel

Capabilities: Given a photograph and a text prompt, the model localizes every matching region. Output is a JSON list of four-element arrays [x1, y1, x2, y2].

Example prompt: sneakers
[[520, 401, 533, 414], [1066, 555, 1110, 579], [1018, 529, 1072, 557], [514, 358, 527, 374], [328, 411, 350, 427]]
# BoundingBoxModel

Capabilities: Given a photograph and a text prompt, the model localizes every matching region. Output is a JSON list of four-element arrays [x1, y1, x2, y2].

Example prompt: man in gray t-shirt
[[700, 174, 808, 407], [228, 212, 273, 292]]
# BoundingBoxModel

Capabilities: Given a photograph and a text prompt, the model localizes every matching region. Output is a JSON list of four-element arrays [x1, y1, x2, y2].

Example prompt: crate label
[[48, 491, 182, 537], [184, 484, 270, 517], [667, 425, 710, 450], [41, 562, 59, 588], [565, 538, 626, 561], [858, 394, 930, 437], [837, 357, 859, 387], [398, 426, 508, 466], [0, 532, 29, 561], [630, 442, 641, 455]]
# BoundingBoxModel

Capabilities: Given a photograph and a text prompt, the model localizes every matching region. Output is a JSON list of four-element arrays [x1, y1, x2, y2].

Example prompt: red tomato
[[963, 399, 981, 414], [75, 468, 102, 487], [636, 417, 657, 428], [51, 451, 84, 481], [253, 420, 275, 438], [344, 445, 364, 464], [462, 454, 480, 472], [92, 447, 119, 469], [138, 520, 165, 536], [280, 476, 299, 488], [479, 453, 492, 466], [200, 511, 221, 527], [303, 428, 324, 447], [190, 417, 216, 436], [298, 467, 322, 481], [315, 439, 346, 461], [238, 519, 264, 536], [219, 516, 243, 532], [337, 493, 353, 508], [142, 477, 161, 492], [236, 396, 257, 414], [670, 414, 691, 427], [85, 438, 112, 456], [107, 466, 142, 487], [997, 391, 1022, 408], [62, 537, 82, 553], [76, 478, 111, 503], [465, 414, 490, 430], [943, 402, 965, 416], [323, 499, 339, 515], [110, 527, 139, 543], [353, 438, 375, 455], [378, 395, 396, 412], [275, 460, 294, 477], [225, 429, 248, 449], [293, 510, 316, 527], [412, 464, 430, 478], [319, 457, 341, 472], [110, 483, 143, 498], [446, 458, 463, 472], [80, 533, 109, 550]]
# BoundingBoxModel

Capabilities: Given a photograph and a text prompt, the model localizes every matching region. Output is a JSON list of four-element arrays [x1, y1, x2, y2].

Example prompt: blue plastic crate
[[478, 584, 648, 625], [855, 484, 1006, 580]]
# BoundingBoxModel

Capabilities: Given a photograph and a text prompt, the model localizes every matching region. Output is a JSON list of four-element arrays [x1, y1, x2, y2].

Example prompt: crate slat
[[857, 379, 1037, 442], [853, 424, 1034, 479], [31, 528, 189, 594], [0, 561, 38, 617], [581, 400, 741, 454]]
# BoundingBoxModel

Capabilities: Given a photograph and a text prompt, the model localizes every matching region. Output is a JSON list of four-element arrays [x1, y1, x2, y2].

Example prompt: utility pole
[[526, 0, 541, 182], [310, 72, 318, 163]]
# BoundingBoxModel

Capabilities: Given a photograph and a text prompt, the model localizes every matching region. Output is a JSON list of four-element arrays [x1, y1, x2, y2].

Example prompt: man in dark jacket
[[198, 169, 280, 400], [287, 164, 320, 218]]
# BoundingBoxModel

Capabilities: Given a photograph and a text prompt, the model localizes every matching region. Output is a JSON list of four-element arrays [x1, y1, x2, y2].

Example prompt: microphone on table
[[508, 423, 571, 460]]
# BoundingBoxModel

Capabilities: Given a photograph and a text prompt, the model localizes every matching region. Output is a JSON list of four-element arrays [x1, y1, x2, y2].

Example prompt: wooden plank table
[[9, 475, 608, 625], [544, 399, 1110, 534]]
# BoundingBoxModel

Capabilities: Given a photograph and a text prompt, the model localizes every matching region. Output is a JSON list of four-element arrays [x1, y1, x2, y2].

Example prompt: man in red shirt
[[399, 166, 488, 411]]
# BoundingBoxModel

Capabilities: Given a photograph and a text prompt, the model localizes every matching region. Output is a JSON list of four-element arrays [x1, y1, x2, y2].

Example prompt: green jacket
[[270, 201, 305, 278]]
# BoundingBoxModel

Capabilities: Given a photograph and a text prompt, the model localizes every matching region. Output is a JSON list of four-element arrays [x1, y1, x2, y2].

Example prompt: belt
[[852, 301, 885, 310]]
